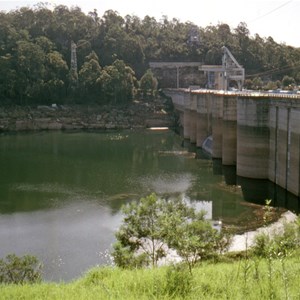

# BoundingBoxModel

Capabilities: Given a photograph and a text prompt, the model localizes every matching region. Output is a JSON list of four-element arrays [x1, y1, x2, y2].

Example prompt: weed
[[164, 264, 192, 298]]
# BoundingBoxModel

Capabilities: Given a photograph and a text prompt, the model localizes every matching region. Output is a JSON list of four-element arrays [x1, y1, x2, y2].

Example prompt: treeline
[[1, 4, 300, 105]]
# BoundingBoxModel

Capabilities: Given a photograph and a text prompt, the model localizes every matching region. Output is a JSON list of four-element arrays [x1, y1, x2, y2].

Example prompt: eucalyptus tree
[[78, 51, 102, 101], [15, 39, 46, 103], [0, 54, 16, 102], [98, 10, 125, 66], [99, 59, 136, 104], [201, 25, 223, 64], [28, 6, 54, 38], [140, 15, 160, 62], [156, 17, 190, 61], [282, 75, 296, 89], [43, 50, 68, 102], [139, 69, 158, 99], [0, 12, 17, 55], [10, 7, 35, 33]]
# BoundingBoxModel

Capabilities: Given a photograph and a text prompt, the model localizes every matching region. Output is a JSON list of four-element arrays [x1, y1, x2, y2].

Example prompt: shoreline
[[0, 100, 175, 132], [157, 210, 298, 266], [228, 210, 297, 252]]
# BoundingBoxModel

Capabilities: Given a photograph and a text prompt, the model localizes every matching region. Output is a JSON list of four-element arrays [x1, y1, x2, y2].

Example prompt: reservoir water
[[0, 129, 298, 281]]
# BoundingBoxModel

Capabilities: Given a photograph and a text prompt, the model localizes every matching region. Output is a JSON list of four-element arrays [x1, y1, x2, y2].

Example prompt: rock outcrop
[[0, 99, 175, 132]]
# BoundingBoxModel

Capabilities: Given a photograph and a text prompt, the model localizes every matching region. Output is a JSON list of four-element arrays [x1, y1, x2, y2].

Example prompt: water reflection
[[237, 176, 300, 213], [0, 200, 122, 281]]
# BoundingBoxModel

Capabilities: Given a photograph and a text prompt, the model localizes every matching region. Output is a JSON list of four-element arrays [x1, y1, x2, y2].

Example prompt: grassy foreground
[[2, 254, 300, 300]]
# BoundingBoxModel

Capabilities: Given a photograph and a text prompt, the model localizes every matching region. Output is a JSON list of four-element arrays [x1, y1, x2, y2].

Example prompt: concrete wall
[[237, 97, 270, 179], [196, 93, 212, 147], [268, 99, 300, 196], [165, 88, 300, 197], [222, 96, 237, 165], [212, 94, 223, 158], [288, 109, 300, 195]]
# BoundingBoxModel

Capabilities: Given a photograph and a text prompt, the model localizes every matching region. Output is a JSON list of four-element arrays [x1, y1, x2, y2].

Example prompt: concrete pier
[[196, 93, 211, 147], [212, 94, 223, 158], [165, 88, 300, 197], [222, 96, 237, 165], [237, 97, 270, 179]]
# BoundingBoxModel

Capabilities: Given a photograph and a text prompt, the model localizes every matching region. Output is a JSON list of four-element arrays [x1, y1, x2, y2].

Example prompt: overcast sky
[[1, 0, 299, 47]]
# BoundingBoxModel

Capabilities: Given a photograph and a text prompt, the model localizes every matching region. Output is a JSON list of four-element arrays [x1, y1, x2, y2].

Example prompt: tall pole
[[70, 41, 78, 87]]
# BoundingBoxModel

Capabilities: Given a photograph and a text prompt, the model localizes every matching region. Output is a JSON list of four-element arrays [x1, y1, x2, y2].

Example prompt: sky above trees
[[1, 0, 300, 47]]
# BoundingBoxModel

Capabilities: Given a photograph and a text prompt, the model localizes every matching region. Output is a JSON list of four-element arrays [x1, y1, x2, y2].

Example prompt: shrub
[[253, 233, 271, 257], [164, 264, 192, 298], [112, 193, 232, 271], [0, 254, 42, 284], [253, 218, 300, 258], [112, 242, 150, 269]]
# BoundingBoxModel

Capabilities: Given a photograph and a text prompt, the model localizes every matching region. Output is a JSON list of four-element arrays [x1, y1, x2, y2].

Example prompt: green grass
[[2, 254, 300, 299]]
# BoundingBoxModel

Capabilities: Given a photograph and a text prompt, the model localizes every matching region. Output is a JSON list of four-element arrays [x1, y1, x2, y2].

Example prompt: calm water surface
[[0, 130, 298, 281]]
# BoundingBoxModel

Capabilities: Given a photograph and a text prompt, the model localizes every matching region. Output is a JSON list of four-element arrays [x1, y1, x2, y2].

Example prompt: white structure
[[200, 46, 245, 90], [221, 46, 245, 90]]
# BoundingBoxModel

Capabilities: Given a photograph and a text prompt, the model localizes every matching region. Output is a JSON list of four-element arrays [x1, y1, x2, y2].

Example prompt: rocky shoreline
[[228, 210, 297, 252], [0, 98, 175, 132]]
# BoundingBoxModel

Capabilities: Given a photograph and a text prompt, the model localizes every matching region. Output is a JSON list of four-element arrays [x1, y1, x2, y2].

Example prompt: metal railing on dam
[[164, 88, 300, 197]]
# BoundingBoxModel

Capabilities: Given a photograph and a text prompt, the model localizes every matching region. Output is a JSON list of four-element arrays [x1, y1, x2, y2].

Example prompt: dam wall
[[165, 88, 300, 197]]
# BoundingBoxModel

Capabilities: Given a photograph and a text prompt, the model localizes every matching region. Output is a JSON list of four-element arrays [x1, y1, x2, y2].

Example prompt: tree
[[264, 80, 280, 91], [252, 77, 263, 90], [43, 50, 68, 103], [139, 69, 158, 99], [99, 59, 136, 104], [162, 198, 231, 273], [100, 10, 126, 66], [113, 193, 168, 268], [112, 193, 231, 271], [0, 54, 17, 102], [282, 75, 295, 89], [15, 39, 46, 103], [0, 254, 42, 284], [78, 51, 102, 101], [217, 23, 232, 46]]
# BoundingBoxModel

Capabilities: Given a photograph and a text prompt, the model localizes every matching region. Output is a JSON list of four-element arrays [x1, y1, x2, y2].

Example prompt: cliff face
[[0, 99, 175, 132]]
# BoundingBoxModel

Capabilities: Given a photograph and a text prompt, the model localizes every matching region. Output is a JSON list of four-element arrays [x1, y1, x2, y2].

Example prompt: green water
[[0, 129, 294, 281]]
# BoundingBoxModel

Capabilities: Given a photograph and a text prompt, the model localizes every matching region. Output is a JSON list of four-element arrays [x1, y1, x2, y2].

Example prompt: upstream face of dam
[[165, 89, 300, 197]]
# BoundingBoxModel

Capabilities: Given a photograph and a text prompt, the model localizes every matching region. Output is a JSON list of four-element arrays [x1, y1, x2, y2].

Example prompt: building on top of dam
[[150, 46, 245, 91]]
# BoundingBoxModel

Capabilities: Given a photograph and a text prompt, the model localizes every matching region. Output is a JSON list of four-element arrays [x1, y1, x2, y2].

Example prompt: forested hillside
[[1, 4, 299, 105]]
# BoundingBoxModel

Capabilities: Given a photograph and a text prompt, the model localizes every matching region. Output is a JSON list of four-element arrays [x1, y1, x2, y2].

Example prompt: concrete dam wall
[[165, 89, 300, 197]]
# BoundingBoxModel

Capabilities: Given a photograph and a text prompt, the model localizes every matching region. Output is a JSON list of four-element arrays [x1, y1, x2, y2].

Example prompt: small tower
[[221, 46, 245, 90], [71, 41, 78, 76], [188, 25, 200, 46], [69, 41, 78, 88]]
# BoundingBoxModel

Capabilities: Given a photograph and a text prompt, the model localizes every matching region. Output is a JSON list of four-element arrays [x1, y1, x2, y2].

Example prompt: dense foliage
[[112, 193, 231, 271], [0, 254, 42, 284], [1, 4, 300, 105]]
